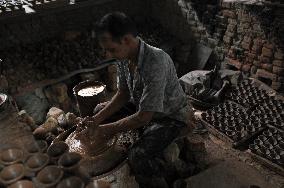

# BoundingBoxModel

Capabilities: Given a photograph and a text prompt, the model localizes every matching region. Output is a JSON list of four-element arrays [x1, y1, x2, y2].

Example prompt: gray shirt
[[116, 38, 189, 123]]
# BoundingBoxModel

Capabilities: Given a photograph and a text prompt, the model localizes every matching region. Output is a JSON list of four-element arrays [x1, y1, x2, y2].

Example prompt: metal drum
[[73, 80, 106, 117]]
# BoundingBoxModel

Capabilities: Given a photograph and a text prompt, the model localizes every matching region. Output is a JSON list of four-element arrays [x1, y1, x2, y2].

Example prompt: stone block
[[273, 66, 284, 75], [47, 107, 64, 119]]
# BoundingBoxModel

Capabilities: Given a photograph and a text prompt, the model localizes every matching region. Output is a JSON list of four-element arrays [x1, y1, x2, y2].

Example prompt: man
[[77, 12, 192, 187]]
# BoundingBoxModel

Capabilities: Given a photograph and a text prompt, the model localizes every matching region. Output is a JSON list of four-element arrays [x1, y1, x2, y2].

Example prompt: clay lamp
[[258, 135, 268, 142], [246, 125, 255, 134], [249, 144, 259, 153], [0, 164, 25, 185], [25, 153, 49, 175], [263, 142, 273, 150], [254, 139, 263, 146], [267, 137, 278, 146], [35, 165, 64, 187], [225, 130, 236, 139], [7, 180, 35, 188], [58, 152, 82, 173], [0, 148, 24, 166], [36, 140, 48, 153], [56, 176, 84, 188], [263, 130, 273, 137], [258, 147, 270, 157], [47, 141, 69, 164], [268, 150, 280, 163]]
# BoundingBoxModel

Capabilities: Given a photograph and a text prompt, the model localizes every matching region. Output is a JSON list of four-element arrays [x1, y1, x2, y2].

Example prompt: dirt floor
[[197, 133, 284, 188]]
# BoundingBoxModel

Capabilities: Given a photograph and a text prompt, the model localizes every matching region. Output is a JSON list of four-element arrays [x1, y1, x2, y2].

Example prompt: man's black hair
[[96, 12, 138, 42]]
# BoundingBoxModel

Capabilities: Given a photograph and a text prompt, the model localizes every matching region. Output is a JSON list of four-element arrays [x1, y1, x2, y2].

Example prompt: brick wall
[[149, 0, 284, 93]]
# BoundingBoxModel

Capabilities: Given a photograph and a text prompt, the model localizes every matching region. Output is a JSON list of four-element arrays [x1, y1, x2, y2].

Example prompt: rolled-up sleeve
[[139, 57, 167, 112], [116, 61, 128, 89]]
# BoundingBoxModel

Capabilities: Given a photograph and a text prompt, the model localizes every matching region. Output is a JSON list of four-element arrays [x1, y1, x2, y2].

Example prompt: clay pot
[[25, 153, 50, 173], [0, 164, 25, 185], [0, 148, 24, 165], [7, 180, 35, 188], [56, 176, 84, 188], [36, 140, 48, 153], [35, 165, 64, 188], [47, 141, 69, 164], [24, 142, 41, 157], [58, 152, 82, 172]]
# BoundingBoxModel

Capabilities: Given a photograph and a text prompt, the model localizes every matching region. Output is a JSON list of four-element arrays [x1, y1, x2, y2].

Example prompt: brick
[[273, 66, 284, 75], [227, 58, 242, 69], [243, 36, 252, 44], [259, 56, 271, 64], [248, 52, 257, 60], [274, 51, 284, 60], [227, 24, 237, 32], [240, 22, 250, 29], [241, 41, 251, 50], [242, 64, 252, 72], [262, 47, 273, 58], [253, 60, 261, 67], [222, 10, 236, 18], [260, 64, 273, 71], [225, 31, 235, 38], [256, 69, 277, 81], [263, 43, 274, 50], [272, 60, 284, 67], [251, 45, 262, 54], [228, 18, 237, 25], [223, 35, 232, 45]]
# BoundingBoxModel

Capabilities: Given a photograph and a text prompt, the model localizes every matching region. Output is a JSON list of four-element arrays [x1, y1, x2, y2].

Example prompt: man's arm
[[99, 111, 154, 136], [92, 87, 130, 125]]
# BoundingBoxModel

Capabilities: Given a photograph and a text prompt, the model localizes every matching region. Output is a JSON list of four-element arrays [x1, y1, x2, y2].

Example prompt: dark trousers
[[94, 102, 186, 187]]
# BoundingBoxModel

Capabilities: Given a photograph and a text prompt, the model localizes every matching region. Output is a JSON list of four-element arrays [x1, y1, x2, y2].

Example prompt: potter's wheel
[[56, 127, 138, 177]]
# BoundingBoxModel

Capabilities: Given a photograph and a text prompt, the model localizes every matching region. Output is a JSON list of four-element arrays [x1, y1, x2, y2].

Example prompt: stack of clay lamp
[[0, 140, 99, 188], [249, 127, 284, 167], [202, 79, 284, 167], [201, 101, 266, 141], [0, 0, 24, 13]]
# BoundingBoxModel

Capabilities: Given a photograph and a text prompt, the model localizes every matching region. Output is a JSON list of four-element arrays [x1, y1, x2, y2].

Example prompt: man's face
[[99, 32, 130, 61]]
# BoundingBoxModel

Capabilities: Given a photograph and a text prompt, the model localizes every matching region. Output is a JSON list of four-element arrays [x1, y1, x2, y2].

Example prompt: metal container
[[73, 80, 106, 117]]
